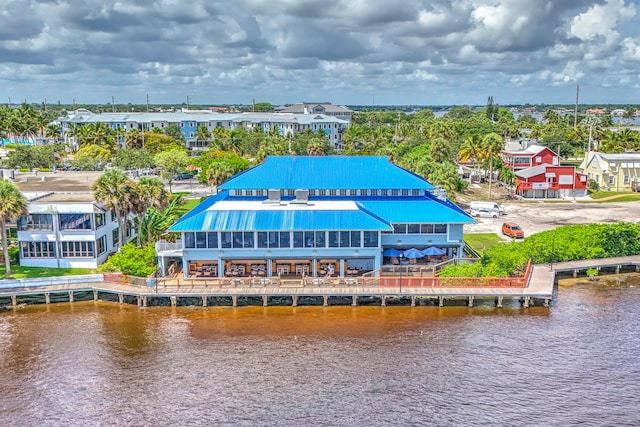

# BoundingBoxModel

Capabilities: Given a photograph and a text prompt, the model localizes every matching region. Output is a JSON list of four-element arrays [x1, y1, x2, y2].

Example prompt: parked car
[[471, 208, 499, 218], [502, 222, 524, 239], [173, 172, 194, 180]]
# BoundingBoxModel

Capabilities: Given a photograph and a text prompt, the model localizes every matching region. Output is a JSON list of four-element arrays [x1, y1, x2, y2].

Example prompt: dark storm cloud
[[0, 0, 639, 104]]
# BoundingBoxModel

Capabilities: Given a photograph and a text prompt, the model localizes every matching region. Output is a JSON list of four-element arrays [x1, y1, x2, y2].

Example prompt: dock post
[[468, 296, 474, 307], [262, 295, 268, 307], [496, 296, 503, 308], [636, 265, 640, 273], [11, 295, 17, 307], [438, 296, 444, 307], [543, 298, 550, 307], [45, 292, 50, 304], [93, 290, 98, 301], [381, 296, 386, 307], [68, 291, 74, 303], [323, 295, 329, 307], [616, 265, 620, 274], [118, 293, 124, 304], [170, 296, 177, 307], [292, 295, 298, 307], [137, 296, 142, 307], [232, 295, 237, 307], [202, 296, 208, 307], [573, 270, 578, 278], [522, 296, 530, 308], [142, 296, 148, 307], [352, 295, 358, 307]]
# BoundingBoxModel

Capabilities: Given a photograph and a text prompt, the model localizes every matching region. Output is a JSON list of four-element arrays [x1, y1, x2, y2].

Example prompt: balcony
[[156, 240, 183, 257]]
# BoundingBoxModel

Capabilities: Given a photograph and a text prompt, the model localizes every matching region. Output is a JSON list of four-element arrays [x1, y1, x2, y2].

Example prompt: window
[[407, 224, 420, 234], [609, 176, 615, 185], [381, 189, 388, 196], [363, 231, 378, 247], [624, 175, 630, 184], [61, 241, 95, 258], [20, 241, 56, 258], [420, 224, 434, 233], [185, 232, 195, 248], [339, 231, 350, 247], [97, 236, 106, 255], [232, 232, 244, 248], [279, 231, 290, 248], [351, 231, 361, 247], [60, 213, 92, 230], [196, 232, 207, 248], [434, 224, 447, 234], [393, 224, 407, 233], [221, 232, 232, 248], [19, 214, 53, 231], [293, 231, 304, 248], [95, 213, 106, 229], [207, 232, 218, 248]]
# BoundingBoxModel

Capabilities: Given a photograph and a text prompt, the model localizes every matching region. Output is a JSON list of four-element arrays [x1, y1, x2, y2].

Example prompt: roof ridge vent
[[291, 189, 309, 204]]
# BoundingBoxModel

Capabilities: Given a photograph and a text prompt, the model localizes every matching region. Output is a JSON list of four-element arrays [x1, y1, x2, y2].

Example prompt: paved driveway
[[464, 200, 640, 239]]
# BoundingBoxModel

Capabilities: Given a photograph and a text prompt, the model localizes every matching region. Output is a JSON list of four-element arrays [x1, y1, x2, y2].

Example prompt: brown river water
[[1, 278, 639, 427]]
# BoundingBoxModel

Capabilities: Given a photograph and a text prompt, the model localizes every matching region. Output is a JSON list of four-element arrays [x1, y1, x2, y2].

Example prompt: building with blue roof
[[158, 156, 474, 279]]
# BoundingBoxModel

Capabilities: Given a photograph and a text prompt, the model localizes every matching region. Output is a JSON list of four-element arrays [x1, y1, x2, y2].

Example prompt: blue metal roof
[[169, 206, 392, 232], [358, 197, 474, 224], [219, 156, 435, 190], [171, 192, 229, 227]]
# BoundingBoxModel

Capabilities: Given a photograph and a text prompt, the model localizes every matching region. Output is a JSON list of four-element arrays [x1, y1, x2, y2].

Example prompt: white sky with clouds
[[1, 0, 639, 106]]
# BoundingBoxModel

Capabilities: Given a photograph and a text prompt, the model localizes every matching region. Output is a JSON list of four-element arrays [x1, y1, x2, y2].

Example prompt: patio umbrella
[[382, 248, 403, 257], [422, 246, 445, 256], [403, 248, 425, 259]]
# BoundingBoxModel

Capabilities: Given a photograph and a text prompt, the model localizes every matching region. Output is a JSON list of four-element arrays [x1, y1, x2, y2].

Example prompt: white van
[[470, 207, 499, 218], [469, 201, 505, 215]]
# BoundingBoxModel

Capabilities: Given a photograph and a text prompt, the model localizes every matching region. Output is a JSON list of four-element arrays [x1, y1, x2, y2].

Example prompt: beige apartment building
[[580, 152, 640, 191]]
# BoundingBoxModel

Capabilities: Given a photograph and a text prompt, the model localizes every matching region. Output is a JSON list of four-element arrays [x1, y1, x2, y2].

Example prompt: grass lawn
[[0, 265, 94, 280], [175, 198, 200, 216], [465, 233, 505, 254]]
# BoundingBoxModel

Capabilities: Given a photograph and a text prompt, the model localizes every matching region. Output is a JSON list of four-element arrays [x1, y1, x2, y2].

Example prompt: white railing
[[155, 240, 182, 252], [0, 274, 104, 290]]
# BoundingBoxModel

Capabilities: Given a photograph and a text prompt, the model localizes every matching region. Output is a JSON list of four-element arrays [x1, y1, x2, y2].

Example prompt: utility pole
[[573, 84, 579, 128], [72, 98, 76, 111], [112, 96, 115, 112], [146, 94, 150, 112], [186, 95, 190, 110]]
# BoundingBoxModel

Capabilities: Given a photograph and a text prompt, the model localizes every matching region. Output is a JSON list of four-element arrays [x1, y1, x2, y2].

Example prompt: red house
[[501, 144, 560, 171], [515, 164, 588, 199]]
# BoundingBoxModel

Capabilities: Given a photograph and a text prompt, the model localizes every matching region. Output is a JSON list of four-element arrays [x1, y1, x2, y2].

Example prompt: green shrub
[[99, 243, 156, 277], [8, 247, 20, 265], [19, 168, 30, 172]]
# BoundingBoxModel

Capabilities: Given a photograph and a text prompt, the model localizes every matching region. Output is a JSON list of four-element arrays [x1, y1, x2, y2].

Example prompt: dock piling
[[496, 296, 503, 308], [411, 296, 416, 307], [292, 295, 298, 307], [11, 295, 17, 307], [45, 293, 50, 304], [170, 296, 177, 307], [68, 291, 74, 303], [118, 293, 124, 304], [438, 296, 444, 307], [232, 295, 237, 307], [262, 295, 268, 307], [93, 290, 98, 301], [202, 296, 208, 307], [468, 296, 474, 307], [352, 295, 358, 307], [381, 296, 386, 307], [323, 295, 329, 307]]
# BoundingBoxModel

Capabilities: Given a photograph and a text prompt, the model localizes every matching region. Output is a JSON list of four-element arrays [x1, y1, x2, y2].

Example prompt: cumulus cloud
[[0, 0, 639, 105]]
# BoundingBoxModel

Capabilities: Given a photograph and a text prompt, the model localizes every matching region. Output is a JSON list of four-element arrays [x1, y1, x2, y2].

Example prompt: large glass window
[[393, 224, 406, 233], [340, 231, 350, 247], [221, 232, 232, 248], [434, 224, 447, 234], [20, 241, 56, 258], [407, 224, 420, 233], [207, 232, 218, 248], [61, 241, 95, 257], [328, 231, 339, 248], [60, 213, 92, 230], [420, 224, 433, 234], [363, 231, 378, 247], [196, 232, 207, 248], [19, 214, 53, 231], [232, 232, 244, 248], [184, 232, 195, 248], [243, 232, 254, 248], [279, 231, 290, 248], [350, 231, 361, 247], [293, 231, 304, 248], [112, 228, 119, 246]]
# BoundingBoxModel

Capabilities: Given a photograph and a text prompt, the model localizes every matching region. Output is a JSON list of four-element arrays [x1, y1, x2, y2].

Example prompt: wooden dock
[[3, 256, 638, 309]]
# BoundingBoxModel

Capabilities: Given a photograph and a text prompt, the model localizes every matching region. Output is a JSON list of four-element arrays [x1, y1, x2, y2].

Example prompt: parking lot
[[464, 200, 640, 239]]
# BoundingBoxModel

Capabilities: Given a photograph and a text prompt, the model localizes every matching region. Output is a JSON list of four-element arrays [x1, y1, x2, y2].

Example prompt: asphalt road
[[464, 200, 640, 239]]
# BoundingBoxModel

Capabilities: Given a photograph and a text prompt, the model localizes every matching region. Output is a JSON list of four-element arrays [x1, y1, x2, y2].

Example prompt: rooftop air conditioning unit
[[264, 189, 281, 204], [291, 189, 309, 204]]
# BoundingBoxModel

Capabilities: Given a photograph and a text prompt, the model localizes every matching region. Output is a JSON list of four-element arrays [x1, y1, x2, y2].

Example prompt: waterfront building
[[276, 102, 353, 122], [501, 143, 560, 171], [57, 109, 350, 151], [580, 151, 640, 191], [157, 156, 474, 278], [17, 192, 131, 268]]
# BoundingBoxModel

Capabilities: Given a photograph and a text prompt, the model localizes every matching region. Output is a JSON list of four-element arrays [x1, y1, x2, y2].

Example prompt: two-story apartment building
[[580, 152, 640, 191], [277, 102, 353, 122], [157, 156, 474, 278], [17, 192, 129, 269]]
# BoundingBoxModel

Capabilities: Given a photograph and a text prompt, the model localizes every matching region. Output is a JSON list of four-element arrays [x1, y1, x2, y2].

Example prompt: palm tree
[[203, 163, 234, 190], [0, 179, 28, 277], [481, 132, 504, 200], [130, 177, 168, 245], [92, 169, 134, 247], [429, 138, 451, 163], [458, 134, 483, 182], [195, 125, 211, 149]]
